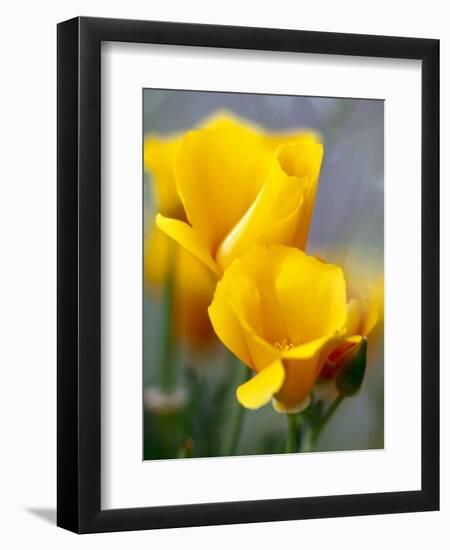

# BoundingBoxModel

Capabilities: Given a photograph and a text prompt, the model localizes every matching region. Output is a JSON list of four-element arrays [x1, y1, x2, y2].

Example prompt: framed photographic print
[[57, 17, 439, 533]]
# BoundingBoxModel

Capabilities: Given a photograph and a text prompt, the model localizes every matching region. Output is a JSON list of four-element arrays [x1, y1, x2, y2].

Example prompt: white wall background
[[0, 1, 447, 547]]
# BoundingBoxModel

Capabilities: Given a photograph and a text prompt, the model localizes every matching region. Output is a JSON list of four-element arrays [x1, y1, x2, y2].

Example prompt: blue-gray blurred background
[[143, 90, 384, 458]]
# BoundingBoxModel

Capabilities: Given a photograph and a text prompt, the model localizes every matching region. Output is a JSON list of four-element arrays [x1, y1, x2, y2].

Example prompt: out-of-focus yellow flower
[[144, 133, 184, 218], [154, 112, 323, 275], [208, 244, 378, 412], [144, 224, 217, 349]]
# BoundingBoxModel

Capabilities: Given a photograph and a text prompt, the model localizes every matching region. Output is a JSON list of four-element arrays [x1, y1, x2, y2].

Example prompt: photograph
[[142, 90, 384, 460]]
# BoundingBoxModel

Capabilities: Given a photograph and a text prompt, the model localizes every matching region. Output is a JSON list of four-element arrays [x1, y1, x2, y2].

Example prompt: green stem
[[286, 414, 300, 453], [224, 397, 245, 456], [159, 245, 176, 393], [223, 359, 250, 456], [312, 393, 345, 444]]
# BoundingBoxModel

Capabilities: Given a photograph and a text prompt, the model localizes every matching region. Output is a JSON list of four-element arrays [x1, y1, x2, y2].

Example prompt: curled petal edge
[[236, 360, 285, 410]]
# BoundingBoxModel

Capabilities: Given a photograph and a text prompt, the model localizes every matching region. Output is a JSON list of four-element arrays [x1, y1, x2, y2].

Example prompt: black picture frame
[[57, 16, 439, 533]]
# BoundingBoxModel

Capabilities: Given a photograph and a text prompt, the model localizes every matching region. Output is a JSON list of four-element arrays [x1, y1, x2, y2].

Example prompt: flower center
[[274, 338, 300, 352]]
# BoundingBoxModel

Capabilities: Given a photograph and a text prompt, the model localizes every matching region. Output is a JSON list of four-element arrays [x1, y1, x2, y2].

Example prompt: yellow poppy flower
[[154, 112, 323, 274], [208, 244, 376, 412], [144, 223, 217, 349]]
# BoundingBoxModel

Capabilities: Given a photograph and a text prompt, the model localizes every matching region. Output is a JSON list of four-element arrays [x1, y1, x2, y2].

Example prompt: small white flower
[[144, 386, 188, 414]]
